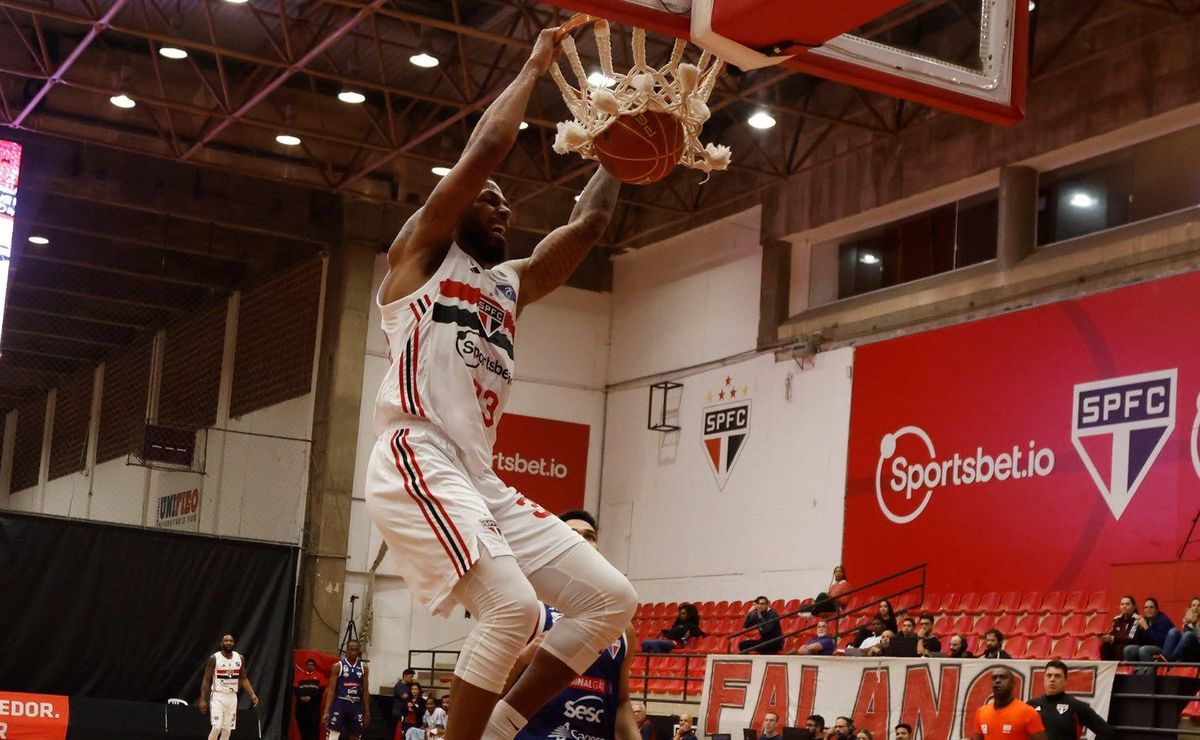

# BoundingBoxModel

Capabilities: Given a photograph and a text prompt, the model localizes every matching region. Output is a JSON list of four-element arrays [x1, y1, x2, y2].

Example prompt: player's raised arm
[[511, 166, 621, 311], [387, 28, 559, 274]]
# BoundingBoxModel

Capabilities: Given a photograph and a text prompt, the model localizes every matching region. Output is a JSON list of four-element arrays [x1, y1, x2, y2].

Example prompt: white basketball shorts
[[209, 692, 237, 730], [365, 424, 583, 616]]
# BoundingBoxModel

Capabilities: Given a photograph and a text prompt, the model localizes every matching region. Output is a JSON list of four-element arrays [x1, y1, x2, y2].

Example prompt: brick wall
[[48, 368, 93, 480], [97, 336, 152, 463], [159, 299, 226, 430], [230, 256, 323, 418], [11, 392, 46, 492]]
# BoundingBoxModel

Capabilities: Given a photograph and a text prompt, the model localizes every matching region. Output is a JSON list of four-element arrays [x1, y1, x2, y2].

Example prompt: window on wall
[[836, 192, 998, 300], [1037, 124, 1200, 246]]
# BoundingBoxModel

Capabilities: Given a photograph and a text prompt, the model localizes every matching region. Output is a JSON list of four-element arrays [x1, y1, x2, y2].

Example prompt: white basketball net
[[550, 21, 731, 180]]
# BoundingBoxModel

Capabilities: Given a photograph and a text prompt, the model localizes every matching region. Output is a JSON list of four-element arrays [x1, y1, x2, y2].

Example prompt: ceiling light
[[431, 166, 451, 176], [1028, 0, 1036, 9], [276, 134, 301, 146], [27, 235, 49, 245], [159, 46, 188, 60], [409, 53, 439, 68], [747, 111, 776, 129], [1068, 191, 1098, 208], [587, 71, 616, 88], [337, 88, 366, 104], [859, 252, 880, 265], [223, 0, 249, 4], [519, 121, 529, 130], [109, 94, 136, 109]]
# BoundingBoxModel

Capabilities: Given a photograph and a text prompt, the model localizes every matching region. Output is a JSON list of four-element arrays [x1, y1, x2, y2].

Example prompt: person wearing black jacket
[[642, 603, 706, 652], [738, 596, 784, 654], [1028, 660, 1114, 740], [978, 629, 1012, 659], [294, 659, 324, 740]]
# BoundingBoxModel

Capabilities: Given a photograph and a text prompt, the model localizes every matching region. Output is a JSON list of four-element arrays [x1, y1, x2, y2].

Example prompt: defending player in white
[[363, 23, 636, 740]]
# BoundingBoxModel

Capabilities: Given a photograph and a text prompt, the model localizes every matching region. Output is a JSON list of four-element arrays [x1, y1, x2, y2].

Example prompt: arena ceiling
[[0, 0, 1194, 406]]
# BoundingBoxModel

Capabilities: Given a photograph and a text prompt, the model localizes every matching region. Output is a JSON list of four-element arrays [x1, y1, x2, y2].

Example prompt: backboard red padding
[[711, 0, 913, 49]]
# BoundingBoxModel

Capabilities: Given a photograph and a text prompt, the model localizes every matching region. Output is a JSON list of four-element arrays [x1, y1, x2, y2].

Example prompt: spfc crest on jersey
[[478, 294, 507, 338], [702, 376, 751, 490], [1071, 369, 1176, 520]]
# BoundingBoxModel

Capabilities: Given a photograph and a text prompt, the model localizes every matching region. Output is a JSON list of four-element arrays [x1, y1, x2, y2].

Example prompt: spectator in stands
[[796, 620, 835, 656], [916, 614, 941, 656], [979, 629, 1012, 659], [293, 658, 324, 740], [633, 702, 655, 740], [886, 618, 918, 657], [396, 682, 424, 740], [1028, 660, 1114, 740], [1101, 595, 1138, 661], [893, 724, 912, 740], [855, 732, 874, 740], [852, 602, 898, 647], [673, 712, 697, 740], [760, 711, 783, 740], [876, 600, 899, 632], [642, 603, 705, 653], [392, 669, 417, 733], [805, 715, 826, 737], [441, 694, 450, 714], [826, 716, 854, 738], [946, 634, 970, 658], [1124, 597, 1174, 663], [1158, 596, 1200, 662], [847, 617, 885, 654], [866, 630, 894, 657], [739, 596, 784, 654], [422, 696, 448, 738], [969, 666, 1045, 740], [813, 565, 851, 615]]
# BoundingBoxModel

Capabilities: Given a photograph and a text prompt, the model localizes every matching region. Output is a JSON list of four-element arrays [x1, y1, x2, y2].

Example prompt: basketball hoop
[[550, 14, 731, 183]]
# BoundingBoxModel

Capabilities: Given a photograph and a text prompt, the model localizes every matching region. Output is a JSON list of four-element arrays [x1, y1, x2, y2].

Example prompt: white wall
[[345, 255, 613, 691]]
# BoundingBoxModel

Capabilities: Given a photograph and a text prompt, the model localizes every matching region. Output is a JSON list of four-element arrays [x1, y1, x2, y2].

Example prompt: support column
[[295, 201, 378, 651], [997, 165, 1038, 270], [758, 237, 792, 349]]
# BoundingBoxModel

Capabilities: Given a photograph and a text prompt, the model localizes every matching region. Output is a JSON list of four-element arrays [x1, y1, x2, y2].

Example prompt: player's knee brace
[[534, 543, 638, 673], [452, 551, 542, 694]]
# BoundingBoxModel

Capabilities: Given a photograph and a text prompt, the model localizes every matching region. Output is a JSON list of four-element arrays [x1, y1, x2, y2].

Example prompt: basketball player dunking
[[363, 24, 636, 740], [323, 639, 370, 740], [198, 634, 259, 740]]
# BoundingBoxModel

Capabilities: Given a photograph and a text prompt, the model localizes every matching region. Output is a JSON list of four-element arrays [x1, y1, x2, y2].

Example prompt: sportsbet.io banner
[[492, 413, 589, 515], [844, 271, 1200, 593], [700, 656, 1116, 739]]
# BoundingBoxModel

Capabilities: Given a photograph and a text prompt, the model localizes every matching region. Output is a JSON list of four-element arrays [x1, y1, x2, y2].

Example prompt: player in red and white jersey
[[198, 634, 259, 740], [363, 24, 635, 740]]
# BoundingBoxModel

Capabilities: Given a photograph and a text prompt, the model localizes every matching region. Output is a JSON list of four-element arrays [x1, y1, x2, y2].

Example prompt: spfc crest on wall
[[477, 294, 507, 338], [1071, 369, 1176, 520], [702, 376, 751, 490]]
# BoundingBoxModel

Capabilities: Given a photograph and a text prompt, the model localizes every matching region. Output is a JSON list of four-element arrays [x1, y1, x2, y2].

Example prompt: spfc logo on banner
[[702, 376, 751, 490], [478, 294, 507, 338], [1071, 369, 1176, 520]]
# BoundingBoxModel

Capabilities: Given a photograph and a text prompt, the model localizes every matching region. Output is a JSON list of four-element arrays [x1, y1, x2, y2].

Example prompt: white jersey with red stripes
[[374, 243, 519, 483], [211, 651, 242, 694]]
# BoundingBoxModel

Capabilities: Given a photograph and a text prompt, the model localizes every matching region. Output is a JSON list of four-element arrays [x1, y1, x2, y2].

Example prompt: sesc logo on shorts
[[702, 376, 751, 490], [1071, 369, 1176, 520]]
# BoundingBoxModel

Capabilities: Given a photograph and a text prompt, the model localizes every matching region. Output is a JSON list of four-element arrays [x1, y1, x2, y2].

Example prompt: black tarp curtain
[[0, 511, 297, 738]]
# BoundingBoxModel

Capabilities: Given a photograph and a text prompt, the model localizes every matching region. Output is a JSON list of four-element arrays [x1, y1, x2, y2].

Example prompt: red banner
[[493, 414, 589, 515], [0, 692, 68, 740], [844, 271, 1200, 593]]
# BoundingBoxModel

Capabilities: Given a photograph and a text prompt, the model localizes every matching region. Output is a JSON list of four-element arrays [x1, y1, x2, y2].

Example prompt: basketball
[[594, 111, 686, 185]]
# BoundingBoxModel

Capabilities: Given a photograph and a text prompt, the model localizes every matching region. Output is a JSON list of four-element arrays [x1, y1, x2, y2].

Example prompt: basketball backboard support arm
[[540, 0, 1029, 125]]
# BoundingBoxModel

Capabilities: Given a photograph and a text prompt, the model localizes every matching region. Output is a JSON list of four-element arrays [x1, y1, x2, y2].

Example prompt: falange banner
[[700, 656, 1116, 740]]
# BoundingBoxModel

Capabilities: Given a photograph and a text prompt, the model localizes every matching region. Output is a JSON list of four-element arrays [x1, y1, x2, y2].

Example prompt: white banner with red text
[[701, 656, 1116, 739]]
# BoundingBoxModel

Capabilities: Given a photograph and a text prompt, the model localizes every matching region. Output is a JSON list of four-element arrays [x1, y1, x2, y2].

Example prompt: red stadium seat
[[938, 593, 960, 614], [993, 614, 1018, 636], [933, 614, 953, 635], [771, 599, 786, 613], [652, 602, 670, 618], [1024, 635, 1052, 659], [1083, 613, 1109, 637], [635, 603, 650, 618], [727, 600, 749, 617], [974, 615, 995, 636], [919, 592, 942, 614], [1075, 638, 1101, 661], [997, 591, 1022, 614], [1004, 635, 1029, 658], [1062, 590, 1087, 614], [1085, 591, 1109, 614], [706, 600, 725, 617], [1040, 591, 1066, 614], [966, 633, 981, 654], [949, 614, 974, 635], [893, 592, 919, 615], [784, 599, 802, 614], [1017, 592, 1043, 614], [1013, 613, 1041, 636], [1048, 636, 1078, 660], [956, 592, 980, 615], [1040, 614, 1065, 637], [976, 592, 1000, 615], [1060, 613, 1087, 637]]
